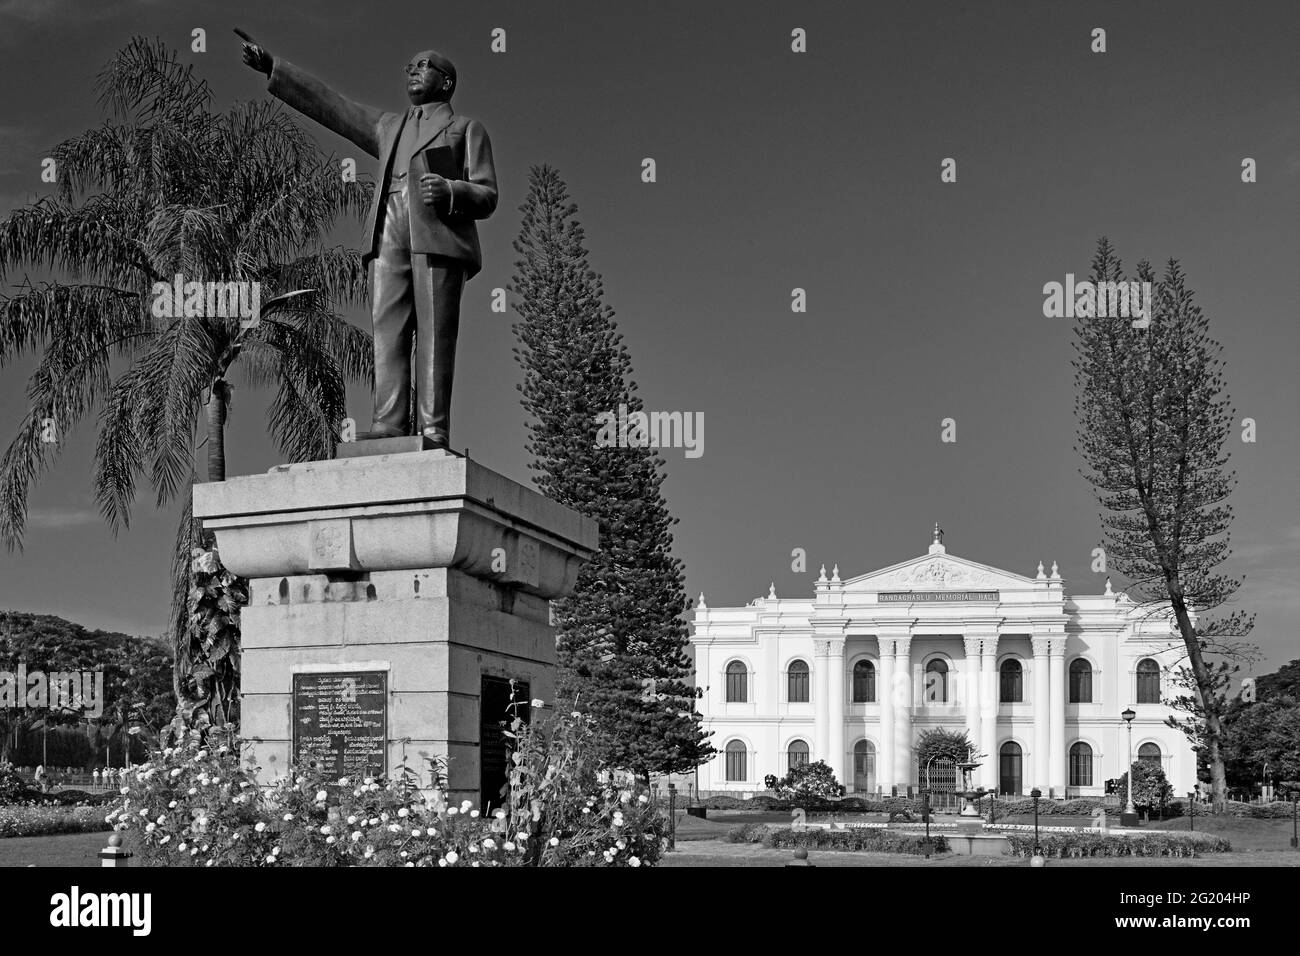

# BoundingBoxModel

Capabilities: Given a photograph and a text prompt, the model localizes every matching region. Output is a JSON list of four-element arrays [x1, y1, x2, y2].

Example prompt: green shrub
[[1226, 801, 1293, 819], [770, 760, 846, 800], [762, 826, 947, 855], [1004, 831, 1230, 858], [725, 822, 771, 844], [0, 804, 112, 839]]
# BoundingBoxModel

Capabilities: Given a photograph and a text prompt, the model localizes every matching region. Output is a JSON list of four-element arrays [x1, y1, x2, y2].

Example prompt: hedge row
[[760, 826, 947, 854], [0, 804, 113, 839], [1004, 831, 1230, 858], [1225, 801, 1295, 819]]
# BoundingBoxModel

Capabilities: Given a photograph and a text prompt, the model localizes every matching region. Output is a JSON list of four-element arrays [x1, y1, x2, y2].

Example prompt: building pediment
[[841, 552, 1037, 593]]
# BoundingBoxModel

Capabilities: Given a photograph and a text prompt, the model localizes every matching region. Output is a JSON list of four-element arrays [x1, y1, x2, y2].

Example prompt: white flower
[[405, 862, 414, 868], [351, 831, 362, 842], [616, 840, 626, 850], [638, 794, 649, 804], [265, 855, 276, 865], [411, 828, 422, 837], [397, 808, 409, 818], [346, 815, 357, 826], [338, 778, 350, 787], [469, 810, 480, 819], [530, 698, 545, 708], [446, 807, 458, 816], [168, 801, 178, 809], [549, 836, 560, 847], [471, 861, 480, 868], [571, 711, 581, 718], [518, 832, 530, 842], [629, 856, 641, 867], [581, 808, 590, 814], [283, 813, 294, 822], [177, 843, 187, 852], [295, 776, 305, 785], [145, 823, 156, 833], [255, 821, 266, 832], [380, 812, 389, 822], [319, 825, 332, 835], [197, 817, 209, 829], [191, 848, 199, 856], [159, 835, 171, 845], [368, 817, 380, 826], [504, 841, 516, 851], [363, 777, 374, 786], [205, 860, 214, 867], [494, 809, 507, 820], [326, 836, 336, 845], [119, 786, 129, 795], [239, 781, 250, 789], [315, 790, 328, 802], [445, 851, 459, 864], [482, 838, 496, 849], [364, 846, 375, 860], [156, 815, 166, 825], [460, 800, 472, 812], [438, 858, 447, 867], [138, 810, 147, 817], [271, 846, 281, 856], [388, 824, 401, 833], [187, 788, 198, 796], [169, 768, 182, 778]]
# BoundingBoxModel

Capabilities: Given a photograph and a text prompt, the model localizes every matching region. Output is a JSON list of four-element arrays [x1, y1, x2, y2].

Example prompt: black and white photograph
[[0, 0, 1295, 939]]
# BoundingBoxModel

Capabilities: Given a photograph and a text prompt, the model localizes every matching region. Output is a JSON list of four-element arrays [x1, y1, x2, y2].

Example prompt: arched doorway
[[853, 740, 876, 794], [998, 741, 1023, 795]]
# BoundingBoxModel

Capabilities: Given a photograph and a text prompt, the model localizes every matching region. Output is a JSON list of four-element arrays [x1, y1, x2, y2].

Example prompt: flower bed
[[1004, 831, 1230, 858], [0, 804, 113, 839], [111, 708, 666, 867], [727, 823, 947, 854]]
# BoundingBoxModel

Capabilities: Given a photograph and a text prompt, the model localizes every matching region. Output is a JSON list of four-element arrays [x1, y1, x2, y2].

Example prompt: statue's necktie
[[404, 107, 422, 176]]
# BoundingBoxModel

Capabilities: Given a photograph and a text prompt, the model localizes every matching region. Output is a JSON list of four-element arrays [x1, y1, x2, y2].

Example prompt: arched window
[[999, 659, 1023, 703], [725, 740, 747, 781], [1136, 658, 1161, 704], [1138, 742, 1162, 768], [852, 660, 876, 703], [787, 660, 809, 703], [1069, 659, 1093, 703], [725, 661, 748, 703], [924, 659, 949, 703], [787, 739, 809, 770], [1068, 742, 1093, 787], [998, 742, 1023, 795], [853, 740, 876, 793]]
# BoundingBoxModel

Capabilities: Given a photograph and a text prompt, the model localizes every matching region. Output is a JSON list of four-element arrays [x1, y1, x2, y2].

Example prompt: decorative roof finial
[[1104, 577, 1114, 596], [768, 582, 777, 599], [1036, 561, 1046, 580], [933, 522, 943, 545], [1050, 561, 1060, 580], [831, 564, 841, 583], [817, 564, 828, 584], [697, 592, 707, 609]]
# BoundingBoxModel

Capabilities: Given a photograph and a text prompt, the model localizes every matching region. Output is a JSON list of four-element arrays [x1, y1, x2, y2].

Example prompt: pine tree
[[1072, 237, 1255, 812], [510, 165, 713, 781]]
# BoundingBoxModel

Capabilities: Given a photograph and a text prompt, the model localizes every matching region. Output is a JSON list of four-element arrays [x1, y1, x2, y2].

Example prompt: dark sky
[[1, 0, 1297, 673]]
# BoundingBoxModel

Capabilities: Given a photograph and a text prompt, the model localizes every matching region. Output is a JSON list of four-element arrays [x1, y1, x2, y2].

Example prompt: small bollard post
[[99, 833, 132, 868], [667, 783, 677, 851], [786, 847, 814, 867]]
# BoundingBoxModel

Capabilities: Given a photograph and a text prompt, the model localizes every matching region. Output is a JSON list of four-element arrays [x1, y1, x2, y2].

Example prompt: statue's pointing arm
[[266, 59, 384, 159]]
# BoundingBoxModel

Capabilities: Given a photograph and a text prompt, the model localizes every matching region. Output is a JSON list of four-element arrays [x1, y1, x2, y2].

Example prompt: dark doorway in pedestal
[[479, 676, 530, 812]]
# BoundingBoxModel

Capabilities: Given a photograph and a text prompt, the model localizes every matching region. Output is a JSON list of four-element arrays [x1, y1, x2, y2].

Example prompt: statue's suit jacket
[[266, 59, 498, 279]]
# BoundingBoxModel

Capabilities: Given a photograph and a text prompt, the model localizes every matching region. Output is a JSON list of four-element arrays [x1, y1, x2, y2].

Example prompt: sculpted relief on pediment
[[888, 559, 992, 588]]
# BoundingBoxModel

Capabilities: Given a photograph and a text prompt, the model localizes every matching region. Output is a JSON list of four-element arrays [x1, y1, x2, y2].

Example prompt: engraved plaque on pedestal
[[291, 669, 388, 780]]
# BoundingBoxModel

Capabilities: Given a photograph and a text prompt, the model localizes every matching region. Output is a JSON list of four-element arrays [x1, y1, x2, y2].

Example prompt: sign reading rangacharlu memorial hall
[[691, 526, 1195, 799]]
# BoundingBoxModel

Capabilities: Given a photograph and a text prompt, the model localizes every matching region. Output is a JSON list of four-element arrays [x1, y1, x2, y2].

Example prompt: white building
[[690, 528, 1195, 799]]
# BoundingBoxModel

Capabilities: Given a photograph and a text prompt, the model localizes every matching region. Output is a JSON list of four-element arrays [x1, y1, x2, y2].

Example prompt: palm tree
[[0, 37, 374, 725]]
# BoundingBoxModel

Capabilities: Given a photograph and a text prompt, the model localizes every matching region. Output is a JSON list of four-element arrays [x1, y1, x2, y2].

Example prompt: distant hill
[[0, 609, 165, 658], [1255, 658, 1300, 702]]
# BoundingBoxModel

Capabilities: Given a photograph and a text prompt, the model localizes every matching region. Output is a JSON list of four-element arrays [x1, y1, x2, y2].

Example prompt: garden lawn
[[0, 831, 119, 867]]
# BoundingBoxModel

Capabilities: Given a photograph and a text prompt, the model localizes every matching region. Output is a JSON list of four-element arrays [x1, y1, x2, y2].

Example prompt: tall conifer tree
[[1073, 237, 1254, 811], [510, 165, 712, 781]]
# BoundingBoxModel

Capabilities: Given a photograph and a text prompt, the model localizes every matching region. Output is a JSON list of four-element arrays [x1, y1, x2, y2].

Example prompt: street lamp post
[[1188, 791, 1195, 833], [1030, 787, 1044, 866], [1120, 707, 1138, 827], [921, 789, 932, 859]]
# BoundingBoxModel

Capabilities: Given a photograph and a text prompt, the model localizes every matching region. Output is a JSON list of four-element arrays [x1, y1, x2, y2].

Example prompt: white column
[[813, 639, 830, 768], [980, 635, 999, 792], [828, 640, 846, 786], [963, 635, 982, 764], [1032, 636, 1051, 791], [894, 636, 913, 792], [1048, 637, 1067, 796], [877, 637, 895, 795]]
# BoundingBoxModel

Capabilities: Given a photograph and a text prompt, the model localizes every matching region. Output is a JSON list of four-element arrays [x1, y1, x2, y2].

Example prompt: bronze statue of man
[[238, 31, 498, 449]]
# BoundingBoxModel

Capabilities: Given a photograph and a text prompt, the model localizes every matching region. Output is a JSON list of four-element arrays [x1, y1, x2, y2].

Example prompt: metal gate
[[920, 756, 959, 812]]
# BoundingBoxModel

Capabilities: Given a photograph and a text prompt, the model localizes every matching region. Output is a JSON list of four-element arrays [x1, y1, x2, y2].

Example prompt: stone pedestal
[[192, 447, 598, 806]]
